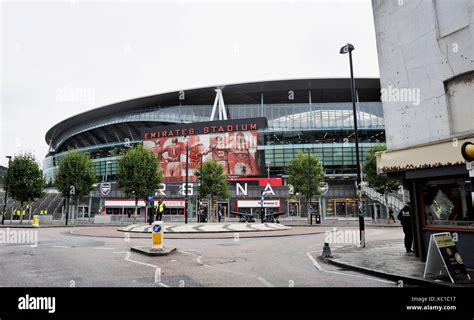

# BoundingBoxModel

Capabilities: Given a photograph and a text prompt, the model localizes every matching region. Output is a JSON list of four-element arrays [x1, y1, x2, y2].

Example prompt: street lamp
[[105, 160, 112, 181], [266, 161, 271, 180], [307, 149, 312, 225], [102, 160, 112, 217], [1, 156, 12, 225], [340, 42, 365, 247], [184, 135, 189, 224], [197, 152, 205, 223]]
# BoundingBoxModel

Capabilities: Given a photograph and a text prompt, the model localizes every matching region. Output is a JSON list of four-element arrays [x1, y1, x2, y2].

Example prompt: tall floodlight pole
[[184, 135, 189, 224], [340, 43, 365, 247], [307, 149, 312, 225], [1, 156, 12, 225]]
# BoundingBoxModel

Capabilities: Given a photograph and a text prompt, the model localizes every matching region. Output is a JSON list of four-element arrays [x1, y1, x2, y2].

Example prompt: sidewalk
[[282, 219, 401, 228], [323, 239, 474, 287]]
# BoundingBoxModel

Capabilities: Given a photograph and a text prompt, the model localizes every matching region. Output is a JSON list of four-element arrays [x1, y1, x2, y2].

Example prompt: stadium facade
[[44, 78, 385, 221]]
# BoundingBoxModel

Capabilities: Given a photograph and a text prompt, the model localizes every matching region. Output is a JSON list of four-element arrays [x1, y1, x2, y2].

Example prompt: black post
[[65, 193, 70, 226], [347, 44, 365, 247], [184, 137, 189, 224], [1, 156, 12, 225], [197, 153, 203, 223], [261, 189, 264, 223], [307, 149, 312, 225]]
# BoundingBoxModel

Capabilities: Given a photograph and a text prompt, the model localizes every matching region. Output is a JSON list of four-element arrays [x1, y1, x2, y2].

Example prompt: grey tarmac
[[0, 226, 405, 287]]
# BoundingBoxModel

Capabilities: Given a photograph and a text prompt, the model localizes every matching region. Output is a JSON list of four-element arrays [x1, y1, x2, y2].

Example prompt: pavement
[[119, 222, 291, 233], [321, 239, 474, 287]]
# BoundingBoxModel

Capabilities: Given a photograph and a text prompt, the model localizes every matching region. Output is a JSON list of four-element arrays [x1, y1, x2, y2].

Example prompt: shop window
[[422, 178, 474, 228]]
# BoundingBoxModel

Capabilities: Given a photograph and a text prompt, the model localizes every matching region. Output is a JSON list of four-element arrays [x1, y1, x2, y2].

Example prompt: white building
[[372, 0, 474, 268]]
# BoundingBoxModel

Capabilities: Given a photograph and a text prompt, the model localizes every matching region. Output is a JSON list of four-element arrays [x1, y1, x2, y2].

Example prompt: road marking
[[178, 249, 274, 287], [306, 251, 323, 271], [93, 247, 115, 250], [113, 251, 128, 254], [305, 249, 395, 285], [123, 252, 169, 287], [52, 245, 71, 248]]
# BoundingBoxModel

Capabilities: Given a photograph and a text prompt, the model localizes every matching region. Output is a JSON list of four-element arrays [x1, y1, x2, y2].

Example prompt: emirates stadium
[[43, 78, 385, 222]]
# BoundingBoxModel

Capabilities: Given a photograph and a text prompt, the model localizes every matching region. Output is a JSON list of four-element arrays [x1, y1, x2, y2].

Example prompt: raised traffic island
[[119, 222, 292, 234]]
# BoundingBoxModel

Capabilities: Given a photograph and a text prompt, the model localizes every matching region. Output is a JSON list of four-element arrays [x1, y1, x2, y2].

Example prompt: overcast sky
[[0, 0, 379, 167]]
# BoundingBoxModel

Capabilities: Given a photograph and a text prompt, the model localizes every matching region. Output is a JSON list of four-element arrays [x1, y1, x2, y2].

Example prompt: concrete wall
[[372, 0, 474, 151]]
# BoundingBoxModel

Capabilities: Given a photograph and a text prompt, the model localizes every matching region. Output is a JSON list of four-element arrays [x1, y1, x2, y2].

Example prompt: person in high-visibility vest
[[156, 200, 165, 221]]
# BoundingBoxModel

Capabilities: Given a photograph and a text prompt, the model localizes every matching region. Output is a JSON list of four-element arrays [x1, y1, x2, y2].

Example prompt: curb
[[323, 256, 458, 287]]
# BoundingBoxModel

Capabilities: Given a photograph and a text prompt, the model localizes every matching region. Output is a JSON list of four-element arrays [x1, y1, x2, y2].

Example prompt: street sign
[[147, 194, 154, 203], [100, 182, 111, 196], [152, 221, 164, 250]]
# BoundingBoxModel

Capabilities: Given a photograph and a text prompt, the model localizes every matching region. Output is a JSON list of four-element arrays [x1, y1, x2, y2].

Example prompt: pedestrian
[[127, 209, 131, 219], [389, 208, 395, 223], [156, 200, 165, 221], [398, 202, 414, 254]]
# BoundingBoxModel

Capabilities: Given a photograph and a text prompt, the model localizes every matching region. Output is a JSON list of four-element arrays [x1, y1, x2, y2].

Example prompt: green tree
[[6, 153, 45, 224], [117, 145, 162, 222], [288, 152, 325, 215], [363, 145, 400, 222], [195, 160, 230, 222], [56, 151, 96, 225]]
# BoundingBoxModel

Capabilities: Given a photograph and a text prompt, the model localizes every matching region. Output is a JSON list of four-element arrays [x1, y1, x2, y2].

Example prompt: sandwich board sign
[[423, 232, 471, 283]]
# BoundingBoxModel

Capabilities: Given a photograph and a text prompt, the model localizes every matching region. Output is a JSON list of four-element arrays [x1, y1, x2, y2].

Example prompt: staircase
[[360, 182, 407, 212]]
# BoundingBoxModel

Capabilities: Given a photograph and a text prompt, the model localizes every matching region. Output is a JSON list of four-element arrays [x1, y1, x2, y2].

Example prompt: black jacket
[[398, 205, 411, 226]]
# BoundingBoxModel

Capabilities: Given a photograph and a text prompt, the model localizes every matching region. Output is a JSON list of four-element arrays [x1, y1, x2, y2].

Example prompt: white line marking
[[52, 245, 70, 248], [306, 251, 323, 271], [124, 252, 169, 287], [178, 249, 274, 287], [93, 247, 115, 250], [305, 249, 395, 285]]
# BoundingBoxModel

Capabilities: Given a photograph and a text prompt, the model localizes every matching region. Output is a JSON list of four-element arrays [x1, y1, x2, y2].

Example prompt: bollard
[[32, 215, 40, 227], [359, 213, 365, 247], [321, 242, 333, 258], [152, 221, 164, 250]]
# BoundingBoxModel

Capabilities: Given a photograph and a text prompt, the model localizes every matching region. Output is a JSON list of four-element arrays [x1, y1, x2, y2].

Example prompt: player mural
[[142, 118, 265, 182]]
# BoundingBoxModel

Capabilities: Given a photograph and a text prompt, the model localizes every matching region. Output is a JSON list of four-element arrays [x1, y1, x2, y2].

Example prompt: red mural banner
[[143, 131, 259, 182]]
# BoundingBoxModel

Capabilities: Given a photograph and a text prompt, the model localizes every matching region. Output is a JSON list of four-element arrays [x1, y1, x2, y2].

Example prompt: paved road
[[0, 226, 405, 287]]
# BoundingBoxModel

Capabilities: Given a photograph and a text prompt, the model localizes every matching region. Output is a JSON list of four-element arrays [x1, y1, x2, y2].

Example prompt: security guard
[[156, 200, 165, 221]]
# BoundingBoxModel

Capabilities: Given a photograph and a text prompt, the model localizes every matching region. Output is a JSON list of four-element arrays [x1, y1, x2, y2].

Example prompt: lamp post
[[340, 43, 365, 247], [197, 153, 203, 223], [1, 156, 12, 225], [102, 160, 112, 217], [184, 135, 189, 224], [266, 161, 271, 180], [307, 149, 312, 225]]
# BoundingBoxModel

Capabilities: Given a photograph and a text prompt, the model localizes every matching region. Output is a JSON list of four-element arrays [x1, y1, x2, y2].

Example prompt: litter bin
[[315, 214, 321, 225]]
